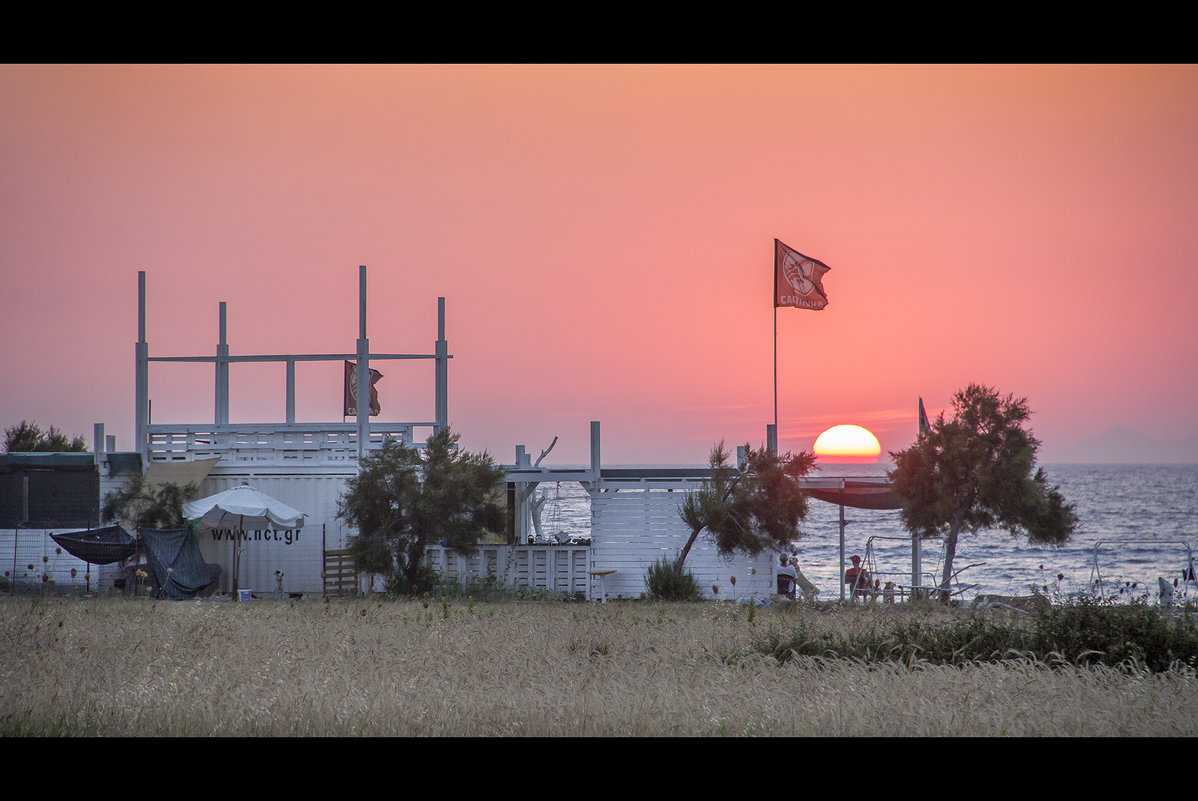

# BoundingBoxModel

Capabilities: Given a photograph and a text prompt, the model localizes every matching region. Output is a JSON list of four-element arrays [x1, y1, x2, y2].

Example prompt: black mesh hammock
[[50, 525, 136, 565]]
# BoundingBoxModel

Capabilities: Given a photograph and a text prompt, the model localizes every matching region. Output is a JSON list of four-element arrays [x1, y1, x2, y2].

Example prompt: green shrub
[[751, 597, 1198, 672], [755, 615, 1024, 666], [644, 556, 703, 602], [386, 564, 440, 596], [1030, 594, 1198, 671]]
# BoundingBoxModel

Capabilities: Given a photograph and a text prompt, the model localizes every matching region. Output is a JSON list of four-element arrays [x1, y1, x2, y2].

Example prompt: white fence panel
[[590, 486, 776, 601], [426, 545, 590, 597]]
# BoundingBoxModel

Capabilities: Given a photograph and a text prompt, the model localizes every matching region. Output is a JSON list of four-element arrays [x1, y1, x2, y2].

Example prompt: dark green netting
[[139, 526, 211, 600]]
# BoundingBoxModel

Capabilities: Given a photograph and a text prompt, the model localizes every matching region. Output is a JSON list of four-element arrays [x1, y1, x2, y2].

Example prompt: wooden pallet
[[323, 549, 358, 597]]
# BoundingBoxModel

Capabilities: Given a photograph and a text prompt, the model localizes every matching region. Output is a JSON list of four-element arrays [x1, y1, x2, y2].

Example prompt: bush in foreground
[[753, 595, 1198, 672], [645, 555, 703, 601]]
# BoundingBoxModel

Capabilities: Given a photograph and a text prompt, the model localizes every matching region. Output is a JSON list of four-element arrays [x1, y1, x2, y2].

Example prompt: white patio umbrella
[[183, 484, 305, 599]]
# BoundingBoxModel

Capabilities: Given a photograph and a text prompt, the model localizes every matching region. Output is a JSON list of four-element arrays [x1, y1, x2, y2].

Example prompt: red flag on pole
[[344, 360, 383, 416], [774, 239, 830, 310]]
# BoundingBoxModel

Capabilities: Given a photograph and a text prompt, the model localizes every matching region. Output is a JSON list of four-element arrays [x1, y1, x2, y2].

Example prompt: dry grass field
[[2, 595, 1196, 736]]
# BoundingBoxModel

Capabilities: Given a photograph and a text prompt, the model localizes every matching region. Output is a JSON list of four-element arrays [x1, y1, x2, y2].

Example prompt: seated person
[[844, 554, 873, 600], [776, 553, 799, 599]]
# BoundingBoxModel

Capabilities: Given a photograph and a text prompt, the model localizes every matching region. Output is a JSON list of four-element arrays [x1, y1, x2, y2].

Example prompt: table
[[588, 569, 617, 603]]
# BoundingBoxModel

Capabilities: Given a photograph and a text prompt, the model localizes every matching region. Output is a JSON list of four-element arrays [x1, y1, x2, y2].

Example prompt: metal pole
[[839, 479, 846, 602], [136, 271, 149, 461], [435, 297, 448, 433], [912, 404, 922, 597], [357, 266, 369, 459], [772, 241, 778, 441], [773, 304, 778, 444], [912, 536, 922, 600]]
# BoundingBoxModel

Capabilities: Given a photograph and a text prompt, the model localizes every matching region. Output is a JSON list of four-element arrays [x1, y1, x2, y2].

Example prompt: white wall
[[192, 469, 356, 596], [589, 484, 776, 601]]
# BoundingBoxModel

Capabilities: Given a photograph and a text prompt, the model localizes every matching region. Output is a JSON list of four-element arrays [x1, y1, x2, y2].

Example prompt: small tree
[[337, 428, 506, 594], [4, 420, 87, 453], [888, 384, 1078, 601], [675, 441, 817, 576], [101, 475, 197, 529]]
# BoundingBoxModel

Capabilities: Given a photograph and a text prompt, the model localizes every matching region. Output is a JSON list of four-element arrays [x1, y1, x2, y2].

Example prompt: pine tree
[[889, 384, 1078, 600], [337, 428, 506, 594], [3, 420, 87, 452], [675, 441, 816, 576]]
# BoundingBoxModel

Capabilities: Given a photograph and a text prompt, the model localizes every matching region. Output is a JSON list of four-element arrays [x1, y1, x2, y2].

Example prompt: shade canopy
[[801, 477, 903, 511], [143, 457, 220, 491], [183, 484, 305, 530]]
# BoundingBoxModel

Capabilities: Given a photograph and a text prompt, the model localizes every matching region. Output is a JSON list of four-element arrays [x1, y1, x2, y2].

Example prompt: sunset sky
[[3, 64, 1196, 466]]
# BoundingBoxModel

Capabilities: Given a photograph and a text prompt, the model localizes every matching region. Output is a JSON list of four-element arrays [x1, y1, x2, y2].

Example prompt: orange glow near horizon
[[813, 425, 882, 463]]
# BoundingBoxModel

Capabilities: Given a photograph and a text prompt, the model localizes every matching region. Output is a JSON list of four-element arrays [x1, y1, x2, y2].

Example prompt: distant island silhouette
[[1045, 426, 1198, 464]]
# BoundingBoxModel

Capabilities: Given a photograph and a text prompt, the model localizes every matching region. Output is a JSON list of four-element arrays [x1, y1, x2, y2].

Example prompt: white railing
[[426, 545, 592, 598], [146, 423, 430, 463]]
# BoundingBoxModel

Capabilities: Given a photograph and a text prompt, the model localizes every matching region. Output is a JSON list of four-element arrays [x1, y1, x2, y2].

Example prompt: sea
[[544, 463, 1198, 604]]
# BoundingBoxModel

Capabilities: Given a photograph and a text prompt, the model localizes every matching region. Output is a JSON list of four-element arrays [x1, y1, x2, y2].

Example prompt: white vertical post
[[839, 483, 847, 602], [911, 537, 922, 600], [135, 271, 149, 461], [216, 301, 229, 425], [435, 297, 448, 434], [590, 421, 601, 485], [357, 266, 369, 459], [912, 406, 922, 597], [285, 359, 296, 424]]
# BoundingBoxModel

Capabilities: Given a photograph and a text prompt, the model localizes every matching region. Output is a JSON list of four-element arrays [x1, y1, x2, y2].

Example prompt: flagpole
[[771, 238, 830, 455], [772, 242, 778, 454]]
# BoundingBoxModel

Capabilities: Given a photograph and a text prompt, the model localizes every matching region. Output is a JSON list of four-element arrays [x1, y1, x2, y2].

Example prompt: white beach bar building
[[4, 267, 906, 602], [111, 266, 795, 601], [114, 265, 805, 603]]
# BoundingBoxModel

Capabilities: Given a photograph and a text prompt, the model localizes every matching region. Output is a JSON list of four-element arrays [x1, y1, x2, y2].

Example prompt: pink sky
[[2, 64, 1197, 465]]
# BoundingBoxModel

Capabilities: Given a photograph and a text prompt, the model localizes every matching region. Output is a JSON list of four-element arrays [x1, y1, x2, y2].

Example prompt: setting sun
[[813, 425, 882, 463]]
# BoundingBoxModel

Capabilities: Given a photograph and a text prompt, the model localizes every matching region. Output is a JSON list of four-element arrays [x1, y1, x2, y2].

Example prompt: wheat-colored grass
[[2, 596, 1195, 736]]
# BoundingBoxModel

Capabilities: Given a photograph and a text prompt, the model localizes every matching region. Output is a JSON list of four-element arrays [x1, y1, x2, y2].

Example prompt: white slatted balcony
[[146, 423, 429, 463]]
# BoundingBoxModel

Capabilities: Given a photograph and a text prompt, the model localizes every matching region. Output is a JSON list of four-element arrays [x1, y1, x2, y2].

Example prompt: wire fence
[[2, 525, 116, 596]]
